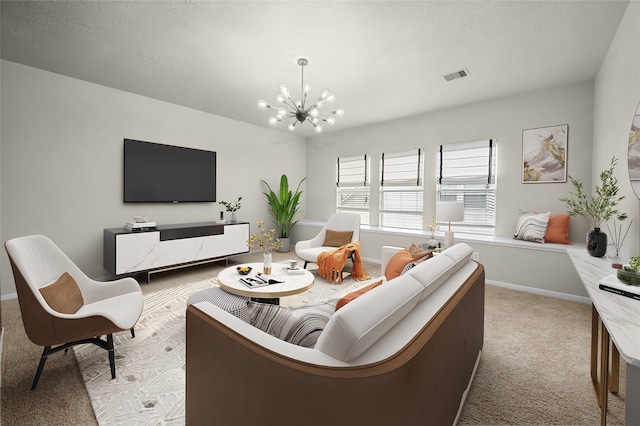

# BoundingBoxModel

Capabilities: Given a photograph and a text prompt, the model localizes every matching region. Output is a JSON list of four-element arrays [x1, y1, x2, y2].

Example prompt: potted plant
[[261, 175, 306, 252], [560, 157, 626, 257], [219, 197, 242, 222]]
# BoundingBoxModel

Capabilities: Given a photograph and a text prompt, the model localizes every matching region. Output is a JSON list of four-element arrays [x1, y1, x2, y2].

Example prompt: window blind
[[336, 155, 370, 224], [380, 149, 424, 229], [437, 140, 496, 235]]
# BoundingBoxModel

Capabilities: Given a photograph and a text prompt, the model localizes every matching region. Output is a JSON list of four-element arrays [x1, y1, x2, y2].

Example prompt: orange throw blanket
[[317, 242, 369, 284]]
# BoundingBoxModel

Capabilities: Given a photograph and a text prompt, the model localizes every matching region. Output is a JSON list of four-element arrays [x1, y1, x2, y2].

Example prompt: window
[[336, 155, 370, 225], [437, 139, 496, 235], [380, 149, 424, 229]]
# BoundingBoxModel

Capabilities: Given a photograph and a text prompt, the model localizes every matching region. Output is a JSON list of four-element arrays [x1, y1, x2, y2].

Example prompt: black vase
[[587, 228, 607, 257]]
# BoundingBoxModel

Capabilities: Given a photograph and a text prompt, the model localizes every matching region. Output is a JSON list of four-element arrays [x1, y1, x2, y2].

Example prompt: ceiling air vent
[[443, 68, 470, 82]]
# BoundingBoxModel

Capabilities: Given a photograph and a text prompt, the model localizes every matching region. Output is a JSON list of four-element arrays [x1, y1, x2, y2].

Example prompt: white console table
[[567, 248, 640, 425], [104, 221, 250, 278]]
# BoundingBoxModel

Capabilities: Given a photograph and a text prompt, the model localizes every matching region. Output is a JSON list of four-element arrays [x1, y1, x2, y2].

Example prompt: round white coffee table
[[217, 262, 314, 301]]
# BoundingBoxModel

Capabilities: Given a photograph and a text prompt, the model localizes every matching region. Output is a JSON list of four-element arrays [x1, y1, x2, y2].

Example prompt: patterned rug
[[73, 275, 370, 425]]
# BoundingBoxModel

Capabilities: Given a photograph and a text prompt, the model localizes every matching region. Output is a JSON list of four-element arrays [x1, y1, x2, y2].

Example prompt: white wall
[[304, 82, 595, 241], [300, 82, 597, 297], [593, 0, 640, 256], [0, 60, 306, 296]]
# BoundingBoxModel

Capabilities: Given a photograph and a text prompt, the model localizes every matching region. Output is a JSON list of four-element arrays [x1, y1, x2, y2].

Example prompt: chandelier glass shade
[[257, 58, 343, 133]]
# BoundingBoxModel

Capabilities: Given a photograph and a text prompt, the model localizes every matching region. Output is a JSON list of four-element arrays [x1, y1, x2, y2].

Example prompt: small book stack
[[283, 266, 305, 275], [125, 220, 157, 231], [599, 274, 640, 301]]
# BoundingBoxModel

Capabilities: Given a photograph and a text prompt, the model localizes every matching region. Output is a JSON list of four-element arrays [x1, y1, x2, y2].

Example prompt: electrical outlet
[[472, 251, 480, 261]]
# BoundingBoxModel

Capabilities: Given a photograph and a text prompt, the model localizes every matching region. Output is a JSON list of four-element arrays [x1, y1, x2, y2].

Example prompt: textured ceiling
[[0, 1, 630, 137]]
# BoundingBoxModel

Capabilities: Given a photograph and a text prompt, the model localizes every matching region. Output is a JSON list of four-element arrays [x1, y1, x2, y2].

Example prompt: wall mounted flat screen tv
[[124, 139, 216, 203]]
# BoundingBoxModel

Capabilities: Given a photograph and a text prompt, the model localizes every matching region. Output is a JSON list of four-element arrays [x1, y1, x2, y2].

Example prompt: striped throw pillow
[[513, 211, 551, 243]]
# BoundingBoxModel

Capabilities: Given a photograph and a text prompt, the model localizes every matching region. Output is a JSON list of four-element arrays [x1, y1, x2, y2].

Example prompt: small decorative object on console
[[125, 218, 157, 231], [606, 219, 632, 268], [219, 197, 242, 222]]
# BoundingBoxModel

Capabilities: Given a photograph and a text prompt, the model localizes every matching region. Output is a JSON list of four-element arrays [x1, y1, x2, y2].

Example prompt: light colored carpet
[[73, 269, 372, 426], [74, 279, 211, 426]]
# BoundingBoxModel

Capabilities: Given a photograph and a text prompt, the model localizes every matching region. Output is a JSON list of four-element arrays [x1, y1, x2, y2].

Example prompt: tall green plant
[[261, 175, 306, 238], [560, 156, 627, 229]]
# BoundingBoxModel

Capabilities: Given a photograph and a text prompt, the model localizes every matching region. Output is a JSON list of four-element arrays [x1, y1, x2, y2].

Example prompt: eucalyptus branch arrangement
[[219, 197, 242, 212], [560, 157, 626, 229]]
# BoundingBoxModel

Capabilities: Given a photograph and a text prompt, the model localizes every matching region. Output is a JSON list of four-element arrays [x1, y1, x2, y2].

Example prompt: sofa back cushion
[[441, 243, 474, 274], [315, 278, 424, 362], [405, 254, 455, 301], [405, 243, 474, 301]]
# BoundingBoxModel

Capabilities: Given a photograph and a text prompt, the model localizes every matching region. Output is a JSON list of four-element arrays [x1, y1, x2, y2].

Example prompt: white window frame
[[437, 139, 497, 235], [379, 148, 424, 230], [336, 154, 370, 225]]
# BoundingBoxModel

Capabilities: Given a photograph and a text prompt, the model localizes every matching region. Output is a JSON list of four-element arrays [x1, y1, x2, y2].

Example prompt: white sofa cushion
[[441, 243, 475, 274], [314, 278, 424, 362], [405, 243, 474, 301], [405, 254, 456, 301]]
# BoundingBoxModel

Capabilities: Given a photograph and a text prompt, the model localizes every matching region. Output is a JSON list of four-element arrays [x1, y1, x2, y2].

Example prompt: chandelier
[[257, 58, 344, 133]]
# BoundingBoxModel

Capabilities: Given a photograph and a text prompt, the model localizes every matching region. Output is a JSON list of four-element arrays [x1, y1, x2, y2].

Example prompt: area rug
[[73, 275, 369, 425]]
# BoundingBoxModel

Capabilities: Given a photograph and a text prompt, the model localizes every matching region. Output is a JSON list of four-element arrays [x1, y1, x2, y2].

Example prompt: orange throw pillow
[[384, 249, 415, 280], [544, 214, 571, 244], [39, 272, 84, 314], [335, 279, 383, 311]]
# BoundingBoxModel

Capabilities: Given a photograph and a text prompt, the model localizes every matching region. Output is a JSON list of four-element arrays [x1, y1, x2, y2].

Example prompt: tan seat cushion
[[39, 272, 84, 314]]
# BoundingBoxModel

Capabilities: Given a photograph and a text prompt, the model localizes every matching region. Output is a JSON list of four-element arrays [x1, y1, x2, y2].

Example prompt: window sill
[[297, 220, 584, 253]]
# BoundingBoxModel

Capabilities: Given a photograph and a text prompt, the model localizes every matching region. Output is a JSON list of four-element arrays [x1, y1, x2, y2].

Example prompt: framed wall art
[[522, 124, 568, 183]]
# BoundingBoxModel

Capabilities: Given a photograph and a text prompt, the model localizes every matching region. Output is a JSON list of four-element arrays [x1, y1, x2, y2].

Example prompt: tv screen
[[124, 139, 216, 203]]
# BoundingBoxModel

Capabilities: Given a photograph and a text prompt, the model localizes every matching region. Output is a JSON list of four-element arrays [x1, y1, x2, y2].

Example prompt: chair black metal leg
[[107, 333, 116, 379], [32, 346, 51, 390], [130, 328, 135, 338]]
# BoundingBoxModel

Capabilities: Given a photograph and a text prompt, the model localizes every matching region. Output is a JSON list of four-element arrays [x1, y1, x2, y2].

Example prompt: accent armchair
[[5, 235, 143, 389], [294, 212, 361, 271]]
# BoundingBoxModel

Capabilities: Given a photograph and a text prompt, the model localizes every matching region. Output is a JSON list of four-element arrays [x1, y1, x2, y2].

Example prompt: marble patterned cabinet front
[[104, 222, 250, 276]]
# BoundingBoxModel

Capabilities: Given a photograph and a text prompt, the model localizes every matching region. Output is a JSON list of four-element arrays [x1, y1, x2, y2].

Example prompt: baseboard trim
[[1, 293, 17, 301], [486, 279, 591, 304]]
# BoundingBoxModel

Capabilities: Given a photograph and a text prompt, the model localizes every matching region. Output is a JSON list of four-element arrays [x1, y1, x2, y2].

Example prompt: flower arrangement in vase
[[246, 220, 283, 274], [560, 157, 626, 257], [423, 215, 438, 249]]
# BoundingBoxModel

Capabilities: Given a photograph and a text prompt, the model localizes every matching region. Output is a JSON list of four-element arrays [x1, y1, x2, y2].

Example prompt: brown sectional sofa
[[186, 243, 485, 425]]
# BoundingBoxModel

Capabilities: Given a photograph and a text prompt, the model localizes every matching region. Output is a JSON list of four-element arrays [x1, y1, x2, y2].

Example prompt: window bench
[[292, 220, 590, 302]]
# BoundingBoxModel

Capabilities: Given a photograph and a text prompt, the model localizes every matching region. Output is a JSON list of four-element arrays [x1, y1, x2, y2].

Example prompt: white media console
[[103, 221, 250, 277]]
